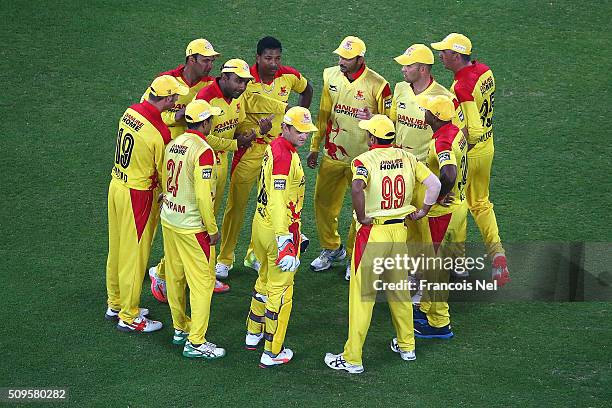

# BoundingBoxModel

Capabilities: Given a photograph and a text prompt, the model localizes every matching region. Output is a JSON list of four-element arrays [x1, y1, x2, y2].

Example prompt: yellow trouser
[[466, 150, 504, 257], [106, 179, 159, 323], [314, 156, 356, 256], [214, 150, 230, 215], [162, 226, 216, 345], [154, 150, 229, 279], [218, 142, 267, 265], [417, 205, 468, 327], [343, 223, 415, 366], [246, 216, 299, 356]]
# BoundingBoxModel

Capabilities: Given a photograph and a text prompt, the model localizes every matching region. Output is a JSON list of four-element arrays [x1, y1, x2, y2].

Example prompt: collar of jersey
[[410, 76, 435, 94], [344, 63, 366, 82], [369, 143, 393, 150], [250, 63, 284, 85], [277, 135, 297, 152], [140, 100, 163, 121], [186, 129, 207, 140], [212, 78, 233, 104], [454, 60, 478, 81]]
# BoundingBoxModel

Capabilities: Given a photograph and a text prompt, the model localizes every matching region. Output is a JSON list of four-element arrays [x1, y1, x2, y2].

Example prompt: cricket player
[[244, 107, 316, 368], [388, 43, 469, 292], [411, 94, 469, 339], [141, 38, 220, 139], [216, 36, 313, 278], [160, 99, 225, 359], [194, 58, 287, 218], [324, 114, 441, 374], [145, 38, 226, 304], [359, 44, 468, 249], [431, 33, 510, 285], [307, 36, 392, 280], [105, 75, 188, 333]]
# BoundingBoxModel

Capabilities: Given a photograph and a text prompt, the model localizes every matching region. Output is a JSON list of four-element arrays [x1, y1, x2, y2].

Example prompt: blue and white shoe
[[414, 321, 454, 339], [413, 307, 428, 324]]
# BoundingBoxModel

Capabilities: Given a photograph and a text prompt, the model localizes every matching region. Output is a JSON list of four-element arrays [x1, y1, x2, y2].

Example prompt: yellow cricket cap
[[431, 33, 472, 55], [221, 58, 254, 79], [358, 114, 395, 139], [184, 100, 222, 123], [394, 44, 434, 65], [149, 75, 189, 97], [415, 94, 455, 121], [333, 36, 366, 59], [186, 38, 220, 57], [283, 107, 318, 133]]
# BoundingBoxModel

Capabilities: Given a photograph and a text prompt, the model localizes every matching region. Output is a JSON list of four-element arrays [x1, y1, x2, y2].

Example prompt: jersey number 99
[[381, 175, 405, 210]]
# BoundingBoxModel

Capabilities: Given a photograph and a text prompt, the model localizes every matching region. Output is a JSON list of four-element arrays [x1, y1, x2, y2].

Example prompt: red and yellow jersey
[[195, 78, 287, 152], [351, 145, 432, 220], [111, 100, 171, 190], [425, 123, 468, 217], [310, 65, 392, 164], [391, 78, 465, 161], [236, 64, 309, 143], [450, 61, 495, 158], [160, 130, 218, 235], [141, 65, 214, 139], [255, 137, 305, 236]]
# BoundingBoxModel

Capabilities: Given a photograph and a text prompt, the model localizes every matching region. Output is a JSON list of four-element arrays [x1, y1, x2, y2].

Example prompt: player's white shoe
[[149, 266, 168, 303], [245, 332, 264, 350], [324, 353, 364, 374], [104, 307, 149, 321], [116, 316, 163, 333], [390, 338, 416, 361], [243, 252, 261, 272], [173, 329, 189, 345], [345, 263, 351, 281], [310, 245, 346, 272], [215, 262, 233, 279], [183, 341, 226, 359], [259, 348, 293, 368]]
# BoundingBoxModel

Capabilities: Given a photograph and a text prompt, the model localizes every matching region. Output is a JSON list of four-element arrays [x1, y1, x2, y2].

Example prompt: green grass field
[[2, 0, 612, 406]]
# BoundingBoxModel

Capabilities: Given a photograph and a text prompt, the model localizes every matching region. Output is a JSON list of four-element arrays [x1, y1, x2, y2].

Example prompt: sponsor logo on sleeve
[[274, 179, 287, 190], [384, 98, 392, 109], [356, 166, 369, 177], [437, 151, 451, 163], [202, 168, 212, 179]]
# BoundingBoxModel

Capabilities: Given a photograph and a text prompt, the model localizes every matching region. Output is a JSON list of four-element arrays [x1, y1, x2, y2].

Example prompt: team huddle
[[105, 34, 510, 373]]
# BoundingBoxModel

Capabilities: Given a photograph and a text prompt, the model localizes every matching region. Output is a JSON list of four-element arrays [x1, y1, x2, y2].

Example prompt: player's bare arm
[[209, 231, 220, 245], [355, 107, 373, 120], [258, 114, 275, 135], [351, 179, 373, 225], [407, 173, 440, 221], [298, 82, 313, 108], [236, 129, 256, 148], [437, 164, 457, 203], [306, 151, 318, 169]]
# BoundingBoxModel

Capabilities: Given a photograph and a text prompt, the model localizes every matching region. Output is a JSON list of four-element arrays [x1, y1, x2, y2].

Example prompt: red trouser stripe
[[428, 213, 452, 254], [195, 232, 211, 259], [129, 189, 153, 242], [230, 146, 248, 177], [353, 224, 373, 272]]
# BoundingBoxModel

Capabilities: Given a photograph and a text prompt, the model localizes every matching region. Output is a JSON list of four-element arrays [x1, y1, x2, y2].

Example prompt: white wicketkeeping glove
[[275, 234, 300, 272]]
